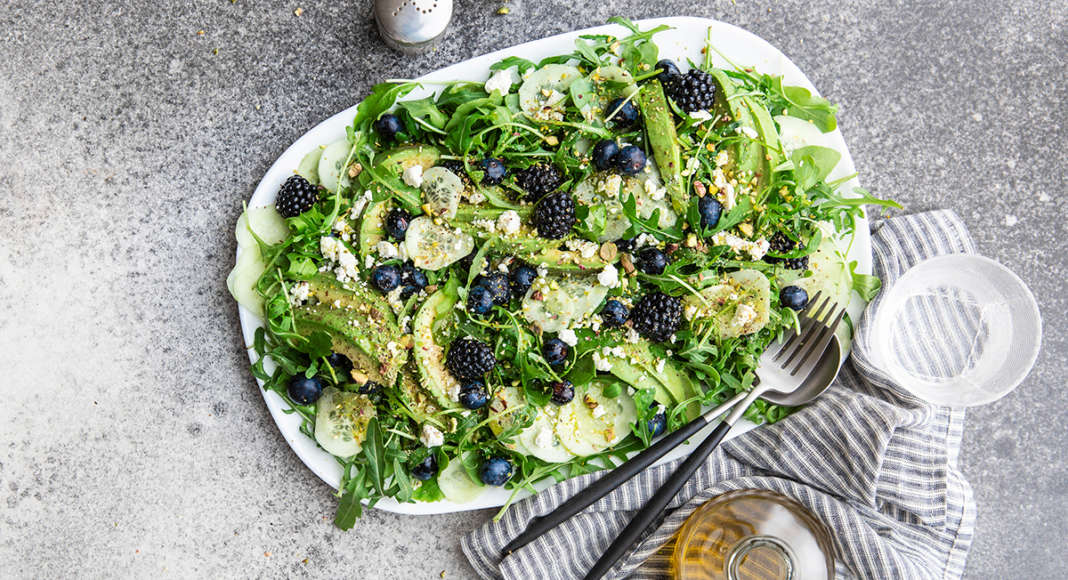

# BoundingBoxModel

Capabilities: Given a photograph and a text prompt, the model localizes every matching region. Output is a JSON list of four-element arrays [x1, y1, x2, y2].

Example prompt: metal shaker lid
[[374, 0, 453, 54]]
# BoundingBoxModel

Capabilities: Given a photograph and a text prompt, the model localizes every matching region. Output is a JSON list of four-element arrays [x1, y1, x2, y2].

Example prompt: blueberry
[[509, 263, 538, 297], [371, 265, 401, 293], [373, 113, 404, 141], [287, 375, 323, 405], [698, 196, 723, 230], [467, 285, 495, 315], [325, 352, 353, 378], [600, 299, 630, 327], [606, 98, 640, 127], [358, 381, 384, 395], [480, 157, 508, 185], [400, 263, 428, 299], [592, 140, 620, 171], [411, 454, 438, 481], [459, 382, 489, 409], [476, 273, 510, 306], [479, 457, 514, 486], [549, 380, 575, 405], [780, 286, 809, 311], [542, 338, 569, 365], [656, 59, 682, 81], [384, 209, 411, 240], [614, 145, 647, 176], [636, 247, 668, 275], [646, 403, 667, 437]]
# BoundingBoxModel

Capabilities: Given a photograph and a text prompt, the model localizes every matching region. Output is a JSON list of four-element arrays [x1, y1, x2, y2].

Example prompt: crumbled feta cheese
[[288, 281, 311, 306], [690, 110, 713, 122], [386, 286, 405, 313], [720, 182, 736, 210], [467, 189, 486, 204], [320, 236, 342, 261], [625, 328, 641, 343], [402, 164, 424, 188], [497, 210, 521, 235], [739, 126, 759, 139], [534, 427, 554, 449], [655, 358, 666, 374], [748, 237, 770, 260], [419, 424, 444, 448], [597, 264, 620, 288], [684, 304, 698, 321], [351, 190, 373, 217], [732, 303, 758, 329], [634, 233, 658, 249], [592, 351, 614, 371], [597, 173, 623, 197], [375, 240, 399, 260], [681, 156, 700, 177], [335, 247, 360, 283], [715, 150, 730, 167], [448, 383, 461, 403], [364, 254, 376, 269], [484, 68, 516, 95], [591, 405, 607, 419], [565, 239, 599, 259], [590, 314, 603, 332], [558, 328, 578, 346], [710, 231, 768, 260], [473, 218, 496, 234]]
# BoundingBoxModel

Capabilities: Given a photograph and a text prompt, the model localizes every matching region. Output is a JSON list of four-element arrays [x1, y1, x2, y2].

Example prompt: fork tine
[[788, 305, 847, 376], [776, 303, 830, 367], [778, 298, 839, 368], [771, 292, 828, 362]]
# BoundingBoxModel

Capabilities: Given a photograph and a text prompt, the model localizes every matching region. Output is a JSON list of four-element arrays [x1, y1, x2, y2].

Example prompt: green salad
[[227, 18, 898, 529]]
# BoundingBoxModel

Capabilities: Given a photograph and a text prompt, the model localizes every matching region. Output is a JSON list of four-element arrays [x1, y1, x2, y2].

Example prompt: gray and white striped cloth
[[462, 210, 977, 579]]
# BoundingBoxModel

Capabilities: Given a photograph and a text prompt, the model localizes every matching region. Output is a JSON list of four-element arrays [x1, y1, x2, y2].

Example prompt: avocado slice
[[358, 199, 389, 262], [707, 69, 764, 180], [294, 275, 407, 387], [741, 96, 785, 189], [637, 80, 686, 215], [608, 342, 700, 421], [451, 206, 612, 271], [412, 288, 462, 410]]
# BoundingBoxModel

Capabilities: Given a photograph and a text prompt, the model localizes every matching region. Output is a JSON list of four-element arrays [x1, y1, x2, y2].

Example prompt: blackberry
[[515, 163, 563, 202], [532, 191, 576, 239], [275, 175, 319, 218], [667, 69, 717, 113], [437, 159, 471, 185], [765, 233, 809, 270], [631, 292, 682, 342], [445, 337, 497, 381]]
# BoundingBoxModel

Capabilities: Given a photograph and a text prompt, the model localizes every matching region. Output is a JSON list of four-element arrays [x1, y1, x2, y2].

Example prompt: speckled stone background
[[1, 0, 1064, 578]]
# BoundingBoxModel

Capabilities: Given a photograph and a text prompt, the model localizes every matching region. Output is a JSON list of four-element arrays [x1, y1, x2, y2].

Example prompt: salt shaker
[[374, 0, 454, 54]]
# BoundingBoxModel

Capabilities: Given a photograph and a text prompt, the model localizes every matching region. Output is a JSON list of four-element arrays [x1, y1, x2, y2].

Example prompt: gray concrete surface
[[1, 0, 1064, 578]]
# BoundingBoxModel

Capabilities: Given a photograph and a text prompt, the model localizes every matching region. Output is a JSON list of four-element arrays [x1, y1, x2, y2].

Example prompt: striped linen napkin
[[462, 210, 977, 579]]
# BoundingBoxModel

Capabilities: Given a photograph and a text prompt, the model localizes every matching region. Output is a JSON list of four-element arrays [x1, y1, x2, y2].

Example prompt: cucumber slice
[[590, 65, 638, 98], [488, 387, 533, 455], [413, 290, 462, 410], [404, 216, 475, 271], [297, 147, 323, 184], [318, 139, 353, 193], [519, 64, 582, 121], [313, 387, 376, 458], [685, 269, 771, 338], [358, 200, 389, 262], [438, 455, 484, 503], [520, 274, 608, 333], [627, 169, 678, 229], [555, 380, 637, 457], [518, 410, 575, 463], [226, 246, 267, 317], [792, 233, 851, 309], [421, 166, 463, 219], [235, 206, 288, 248]]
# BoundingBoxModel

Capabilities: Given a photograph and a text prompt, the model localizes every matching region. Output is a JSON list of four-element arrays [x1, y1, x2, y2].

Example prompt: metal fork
[[581, 295, 846, 579]]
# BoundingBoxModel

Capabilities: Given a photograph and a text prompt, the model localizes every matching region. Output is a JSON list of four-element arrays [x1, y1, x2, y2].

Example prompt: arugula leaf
[[397, 97, 448, 130], [762, 76, 838, 132], [849, 260, 883, 301], [490, 56, 536, 75], [791, 145, 841, 191]]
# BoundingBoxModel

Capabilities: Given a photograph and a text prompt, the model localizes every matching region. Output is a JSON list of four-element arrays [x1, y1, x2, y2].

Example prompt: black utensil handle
[[582, 420, 733, 580], [501, 414, 711, 555]]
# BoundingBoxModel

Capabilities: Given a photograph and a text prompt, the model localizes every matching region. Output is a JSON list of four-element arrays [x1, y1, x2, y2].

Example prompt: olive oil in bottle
[[670, 489, 834, 580]]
